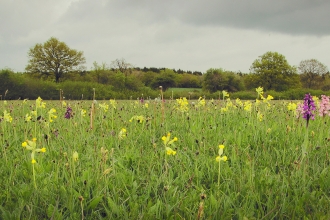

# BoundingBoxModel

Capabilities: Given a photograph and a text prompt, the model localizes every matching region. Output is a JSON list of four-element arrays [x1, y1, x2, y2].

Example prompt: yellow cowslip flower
[[129, 115, 145, 123], [81, 109, 86, 117], [41, 148, 46, 153], [3, 110, 13, 123], [31, 159, 36, 164], [118, 128, 127, 139], [216, 156, 228, 162], [99, 103, 109, 112], [236, 98, 243, 107], [287, 102, 297, 111], [72, 151, 79, 162], [175, 97, 189, 113], [197, 97, 206, 108], [48, 108, 57, 123], [62, 101, 67, 107], [218, 145, 225, 156], [162, 132, 178, 146], [222, 90, 229, 98], [22, 142, 27, 147], [25, 113, 32, 122], [256, 87, 264, 96], [166, 147, 176, 155], [109, 99, 117, 109], [36, 96, 46, 108], [244, 101, 252, 112], [31, 110, 37, 116], [266, 95, 274, 100], [220, 107, 228, 113], [32, 138, 37, 142], [144, 103, 149, 108]]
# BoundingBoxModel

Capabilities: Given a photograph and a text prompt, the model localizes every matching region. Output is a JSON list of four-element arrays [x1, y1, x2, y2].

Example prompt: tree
[[250, 51, 300, 91], [298, 59, 328, 89], [111, 58, 133, 78], [202, 68, 244, 93], [26, 37, 86, 83], [150, 69, 177, 90]]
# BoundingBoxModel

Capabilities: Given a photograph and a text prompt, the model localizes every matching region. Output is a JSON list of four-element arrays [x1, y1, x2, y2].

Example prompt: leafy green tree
[[150, 69, 177, 91], [202, 68, 244, 93], [250, 51, 300, 91], [26, 37, 86, 83], [298, 59, 328, 89], [177, 73, 202, 88]]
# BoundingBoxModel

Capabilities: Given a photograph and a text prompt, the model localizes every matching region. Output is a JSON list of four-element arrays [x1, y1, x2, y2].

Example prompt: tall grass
[[0, 95, 329, 219]]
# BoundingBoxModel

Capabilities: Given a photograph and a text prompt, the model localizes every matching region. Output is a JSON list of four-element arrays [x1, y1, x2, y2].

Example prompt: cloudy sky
[[1, 0, 330, 73]]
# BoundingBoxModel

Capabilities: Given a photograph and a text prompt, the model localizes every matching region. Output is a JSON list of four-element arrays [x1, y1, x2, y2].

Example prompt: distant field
[[168, 87, 202, 92]]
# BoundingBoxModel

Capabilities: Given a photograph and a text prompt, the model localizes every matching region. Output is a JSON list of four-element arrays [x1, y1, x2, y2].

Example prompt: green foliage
[[298, 59, 329, 89], [250, 51, 301, 91], [150, 69, 177, 91], [26, 37, 86, 83], [202, 68, 244, 93], [1, 98, 330, 218]]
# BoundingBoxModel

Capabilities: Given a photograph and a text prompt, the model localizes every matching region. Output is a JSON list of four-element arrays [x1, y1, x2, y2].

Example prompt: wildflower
[[21, 138, 46, 163], [222, 90, 229, 99], [175, 97, 189, 113], [162, 132, 178, 146], [319, 95, 330, 117], [166, 147, 177, 155], [62, 101, 67, 107], [144, 103, 149, 108], [236, 98, 243, 107], [257, 111, 263, 121], [129, 115, 145, 123], [216, 155, 228, 162], [197, 97, 206, 108], [25, 113, 32, 122], [256, 87, 264, 98], [109, 99, 117, 109], [287, 102, 297, 111], [302, 93, 316, 127], [243, 101, 252, 112], [118, 128, 127, 139], [31, 159, 36, 164], [81, 109, 86, 117], [216, 144, 227, 186], [36, 97, 46, 108], [3, 110, 13, 123], [48, 108, 57, 122], [72, 151, 79, 162], [266, 95, 274, 100], [99, 103, 109, 112], [64, 107, 73, 119]]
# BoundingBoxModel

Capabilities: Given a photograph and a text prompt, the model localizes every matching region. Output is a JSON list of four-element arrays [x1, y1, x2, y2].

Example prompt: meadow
[[0, 89, 329, 219]]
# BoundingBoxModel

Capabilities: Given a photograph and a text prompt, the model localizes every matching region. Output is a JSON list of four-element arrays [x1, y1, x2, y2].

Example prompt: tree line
[[1, 37, 329, 100]]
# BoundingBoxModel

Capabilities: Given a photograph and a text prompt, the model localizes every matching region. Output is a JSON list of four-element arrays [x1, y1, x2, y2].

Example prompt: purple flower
[[65, 107, 73, 119], [302, 93, 316, 127], [319, 95, 330, 117]]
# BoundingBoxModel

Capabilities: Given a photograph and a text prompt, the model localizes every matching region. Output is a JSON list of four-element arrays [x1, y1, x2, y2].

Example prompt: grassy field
[[0, 91, 329, 219]]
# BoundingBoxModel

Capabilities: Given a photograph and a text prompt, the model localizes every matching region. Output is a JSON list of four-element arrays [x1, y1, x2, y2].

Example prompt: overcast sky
[[1, 0, 330, 73]]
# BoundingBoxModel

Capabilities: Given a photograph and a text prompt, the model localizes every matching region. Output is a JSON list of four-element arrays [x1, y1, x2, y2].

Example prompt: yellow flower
[[62, 101, 67, 107], [81, 109, 86, 117], [31, 159, 36, 164], [36, 96, 46, 108], [3, 110, 13, 123], [118, 128, 127, 139], [41, 148, 46, 153], [32, 138, 37, 142], [162, 132, 178, 146], [219, 145, 225, 149], [266, 95, 274, 100], [25, 113, 32, 122], [22, 142, 27, 147], [144, 103, 149, 108], [109, 99, 117, 109], [287, 102, 297, 111], [256, 87, 264, 96], [166, 147, 177, 155], [222, 90, 229, 98], [216, 156, 228, 162], [72, 151, 79, 162]]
